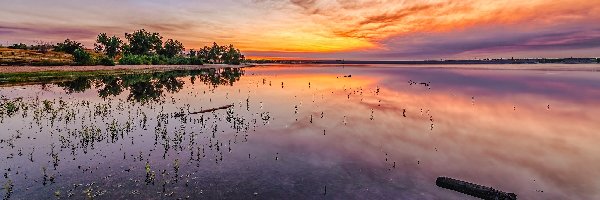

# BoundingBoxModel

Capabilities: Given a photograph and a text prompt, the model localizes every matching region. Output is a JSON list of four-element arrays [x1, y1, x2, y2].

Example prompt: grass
[[0, 69, 169, 85], [0, 67, 244, 87], [0, 47, 117, 66], [0, 47, 73, 66]]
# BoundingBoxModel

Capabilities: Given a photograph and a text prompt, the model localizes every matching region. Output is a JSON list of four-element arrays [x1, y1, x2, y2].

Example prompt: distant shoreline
[[253, 58, 599, 65]]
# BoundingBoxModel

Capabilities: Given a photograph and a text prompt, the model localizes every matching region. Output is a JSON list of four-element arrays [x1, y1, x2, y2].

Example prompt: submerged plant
[[3, 179, 13, 200], [144, 162, 155, 185]]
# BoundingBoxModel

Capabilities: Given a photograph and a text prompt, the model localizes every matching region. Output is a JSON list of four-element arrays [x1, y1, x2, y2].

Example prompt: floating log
[[174, 104, 234, 117], [436, 177, 517, 200]]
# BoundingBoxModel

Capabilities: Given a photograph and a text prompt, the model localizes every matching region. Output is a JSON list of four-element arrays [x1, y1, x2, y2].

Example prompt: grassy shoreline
[[0, 64, 251, 73], [0, 64, 252, 86]]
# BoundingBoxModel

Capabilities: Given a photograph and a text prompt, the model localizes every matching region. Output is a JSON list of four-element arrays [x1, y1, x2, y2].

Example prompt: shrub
[[167, 56, 190, 65], [54, 39, 84, 54], [98, 56, 115, 66], [118, 54, 201, 65], [8, 43, 28, 50], [189, 57, 203, 65], [119, 54, 149, 65], [73, 49, 93, 65]]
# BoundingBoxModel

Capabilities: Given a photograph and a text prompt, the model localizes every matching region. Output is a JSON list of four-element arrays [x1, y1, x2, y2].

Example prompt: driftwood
[[174, 104, 234, 117], [436, 177, 517, 200]]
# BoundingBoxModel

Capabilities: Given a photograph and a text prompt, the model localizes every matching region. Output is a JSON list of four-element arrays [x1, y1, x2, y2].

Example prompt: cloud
[[373, 24, 600, 59], [0, 0, 599, 59], [0, 24, 100, 44]]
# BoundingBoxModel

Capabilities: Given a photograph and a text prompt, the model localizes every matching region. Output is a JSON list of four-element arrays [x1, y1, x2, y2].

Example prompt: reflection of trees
[[56, 68, 244, 104], [127, 81, 163, 103], [57, 77, 92, 94], [97, 76, 123, 98], [157, 76, 184, 93], [198, 68, 244, 88]]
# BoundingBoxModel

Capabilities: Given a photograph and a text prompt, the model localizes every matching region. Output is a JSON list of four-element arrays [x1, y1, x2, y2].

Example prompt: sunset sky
[[1, 0, 599, 60]]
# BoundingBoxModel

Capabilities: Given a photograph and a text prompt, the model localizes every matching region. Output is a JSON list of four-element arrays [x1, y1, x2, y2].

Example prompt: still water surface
[[0, 65, 599, 199]]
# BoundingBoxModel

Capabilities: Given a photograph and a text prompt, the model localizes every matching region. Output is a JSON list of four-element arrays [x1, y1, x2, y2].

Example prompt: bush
[[119, 54, 201, 65], [8, 43, 28, 50], [189, 57, 203, 65], [167, 56, 190, 65], [119, 54, 150, 65], [32, 43, 54, 53], [55, 39, 84, 54], [73, 49, 93, 65], [98, 56, 115, 66]]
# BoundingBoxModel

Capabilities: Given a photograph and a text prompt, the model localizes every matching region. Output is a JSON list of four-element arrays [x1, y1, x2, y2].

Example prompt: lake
[[0, 64, 599, 199]]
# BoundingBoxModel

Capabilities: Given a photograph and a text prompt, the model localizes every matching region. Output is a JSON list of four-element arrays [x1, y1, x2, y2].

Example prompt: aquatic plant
[[2, 179, 13, 200], [144, 162, 155, 185], [0, 98, 22, 119]]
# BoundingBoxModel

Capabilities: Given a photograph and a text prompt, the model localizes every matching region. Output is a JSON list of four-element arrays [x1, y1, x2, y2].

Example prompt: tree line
[[4, 29, 245, 66]]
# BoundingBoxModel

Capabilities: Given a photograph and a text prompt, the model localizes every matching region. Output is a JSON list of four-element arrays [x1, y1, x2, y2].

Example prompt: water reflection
[[54, 68, 243, 104], [0, 65, 599, 199]]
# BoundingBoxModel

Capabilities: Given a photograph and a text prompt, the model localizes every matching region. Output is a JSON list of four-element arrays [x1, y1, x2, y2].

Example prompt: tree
[[195, 42, 244, 64], [223, 44, 243, 65], [208, 42, 223, 63], [54, 39, 83, 54], [95, 33, 123, 58], [159, 39, 184, 58], [198, 46, 211, 62], [188, 49, 197, 57], [123, 29, 163, 55]]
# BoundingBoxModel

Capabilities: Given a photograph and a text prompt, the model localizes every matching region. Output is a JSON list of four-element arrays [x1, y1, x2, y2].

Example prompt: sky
[[0, 0, 599, 60]]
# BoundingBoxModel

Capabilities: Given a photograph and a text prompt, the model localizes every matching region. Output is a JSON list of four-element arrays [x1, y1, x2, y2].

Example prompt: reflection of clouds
[[244, 66, 600, 199], [1, 66, 598, 199], [366, 67, 600, 103]]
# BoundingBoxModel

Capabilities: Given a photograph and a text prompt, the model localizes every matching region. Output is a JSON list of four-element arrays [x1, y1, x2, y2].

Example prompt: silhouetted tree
[[159, 39, 184, 58], [188, 49, 197, 57], [195, 42, 244, 64], [223, 44, 243, 65]]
